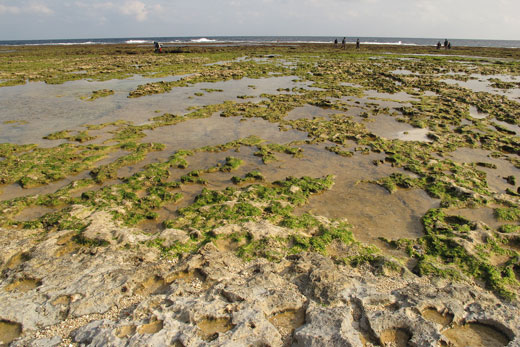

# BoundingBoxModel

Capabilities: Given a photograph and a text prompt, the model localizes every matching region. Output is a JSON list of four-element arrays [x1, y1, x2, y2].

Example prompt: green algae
[[201, 88, 224, 93], [80, 89, 115, 101], [231, 171, 264, 184], [504, 175, 516, 186], [44, 130, 96, 143], [488, 78, 519, 90], [180, 170, 207, 185], [197, 135, 263, 153], [498, 225, 520, 233], [147, 175, 356, 261], [254, 143, 302, 163], [22, 208, 87, 232], [90, 142, 165, 183], [219, 157, 244, 172], [178, 156, 244, 184], [128, 59, 292, 98], [495, 207, 520, 222], [0, 143, 115, 188], [3, 120, 28, 125], [325, 146, 354, 157], [390, 208, 520, 300], [0, 143, 37, 156], [85, 120, 131, 131]]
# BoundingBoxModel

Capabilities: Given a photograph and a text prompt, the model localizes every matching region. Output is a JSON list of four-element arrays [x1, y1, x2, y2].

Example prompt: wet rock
[[213, 220, 292, 241], [0, 228, 160, 331], [213, 224, 241, 236], [294, 302, 363, 347], [29, 336, 62, 347], [83, 211, 150, 245], [242, 220, 292, 240], [188, 228, 203, 239], [159, 229, 190, 246], [82, 211, 119, 243]]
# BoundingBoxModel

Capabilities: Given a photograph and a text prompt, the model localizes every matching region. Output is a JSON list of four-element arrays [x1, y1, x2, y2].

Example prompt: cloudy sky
[[0, 0, 519, 41]]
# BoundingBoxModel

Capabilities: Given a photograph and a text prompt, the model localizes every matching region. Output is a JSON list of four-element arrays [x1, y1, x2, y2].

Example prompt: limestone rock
[[2, 225, 520, 346], [242, 220, 292, 240], [294, 302, 363, 347], [159, 228, 190, 246]]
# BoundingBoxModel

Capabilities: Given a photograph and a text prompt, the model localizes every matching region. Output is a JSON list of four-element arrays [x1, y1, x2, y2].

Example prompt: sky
[[0, 0, 519, 41]]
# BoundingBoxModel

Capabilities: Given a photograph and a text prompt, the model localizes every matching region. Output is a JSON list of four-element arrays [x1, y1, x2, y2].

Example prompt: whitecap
[[125, 40, 151, 44], [190, 38, 217, 43]]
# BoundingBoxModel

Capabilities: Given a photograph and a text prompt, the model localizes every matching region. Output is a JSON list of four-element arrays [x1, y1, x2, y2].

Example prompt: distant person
[[341, 37, 346, 49], [356, 38, 360, 49], [334, 38, 338, 47], [448, 42, 451, 49], [437, 41, 441, 49], [444, 39, 448, 49], [154, 41, 162, 53]]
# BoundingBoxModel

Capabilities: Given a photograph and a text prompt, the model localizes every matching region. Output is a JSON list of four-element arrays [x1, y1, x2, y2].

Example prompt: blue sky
[[0, 0, 519, 41]]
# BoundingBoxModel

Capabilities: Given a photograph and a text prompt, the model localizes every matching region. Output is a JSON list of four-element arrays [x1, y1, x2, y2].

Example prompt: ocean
[[1, 36, 520, 48]]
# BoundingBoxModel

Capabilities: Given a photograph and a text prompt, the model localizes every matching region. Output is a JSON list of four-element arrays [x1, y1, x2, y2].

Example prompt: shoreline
[[1, 42, 520, 60], [2, 35, 520, 49]]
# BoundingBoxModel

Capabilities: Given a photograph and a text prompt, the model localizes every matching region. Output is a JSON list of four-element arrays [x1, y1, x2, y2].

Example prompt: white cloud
[[2, 0, 520, 40], [27, 3, 54, 14], [74, 2, 115, 10], [0, 5, 21, 14], [120, 0, 149, 22], [74, 0, 161, 22], [0, 2, 53, 15]]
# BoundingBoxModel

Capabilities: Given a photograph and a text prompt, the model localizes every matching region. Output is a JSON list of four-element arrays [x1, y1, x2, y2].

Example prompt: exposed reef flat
[[0, 43, 519, 346], [2, 223, 519, 346]]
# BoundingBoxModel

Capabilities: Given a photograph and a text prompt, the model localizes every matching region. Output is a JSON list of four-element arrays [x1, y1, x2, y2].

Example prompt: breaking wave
[[190, 38, 217, 43], [125, 40, 151, 44]]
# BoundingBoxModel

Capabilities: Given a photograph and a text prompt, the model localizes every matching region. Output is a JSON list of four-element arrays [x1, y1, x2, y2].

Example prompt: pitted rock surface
[[1, 223, 519, 347]]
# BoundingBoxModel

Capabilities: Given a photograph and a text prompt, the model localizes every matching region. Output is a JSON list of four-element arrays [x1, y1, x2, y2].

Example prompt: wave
[[360, 41, 417, 46], [57, 41, 97, 45], [190, 38, 217, 43], [125, 40, 151, 44], [284, 40, 331, 44], [22, 41, 102, 46]]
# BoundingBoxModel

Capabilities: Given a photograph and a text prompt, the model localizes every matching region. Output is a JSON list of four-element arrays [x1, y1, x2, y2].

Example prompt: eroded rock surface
[[1, 219, 519, 347]]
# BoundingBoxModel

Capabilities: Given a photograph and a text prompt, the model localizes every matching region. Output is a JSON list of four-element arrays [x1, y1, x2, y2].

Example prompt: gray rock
[[159, 228, 190, 246], [2, 222, 520, 347], [294, 302, 363, 347]]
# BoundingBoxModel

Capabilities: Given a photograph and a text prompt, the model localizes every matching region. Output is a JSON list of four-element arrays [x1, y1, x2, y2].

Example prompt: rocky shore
[[1, 210, 518, 346]]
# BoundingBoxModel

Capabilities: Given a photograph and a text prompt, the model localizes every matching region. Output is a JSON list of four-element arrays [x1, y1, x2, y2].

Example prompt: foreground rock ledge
[[0, 225, 519, 347]]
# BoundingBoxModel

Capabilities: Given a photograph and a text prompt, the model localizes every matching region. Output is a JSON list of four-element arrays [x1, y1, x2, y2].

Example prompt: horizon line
[[1, 35, 520, 43]]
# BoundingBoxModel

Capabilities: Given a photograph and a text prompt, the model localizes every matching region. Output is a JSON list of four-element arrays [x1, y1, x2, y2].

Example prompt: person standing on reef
[[356, 38, 360, 49], [341, 37, 346, 49], [153, 41, 162, 53], [444, 39, 448, 49], [437, 41, 442, 49], [334, 38, 338, 47]]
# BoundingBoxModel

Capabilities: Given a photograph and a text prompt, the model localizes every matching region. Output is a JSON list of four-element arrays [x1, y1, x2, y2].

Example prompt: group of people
[[334, 37, 360, 49], [437, 39, 452, 50]]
